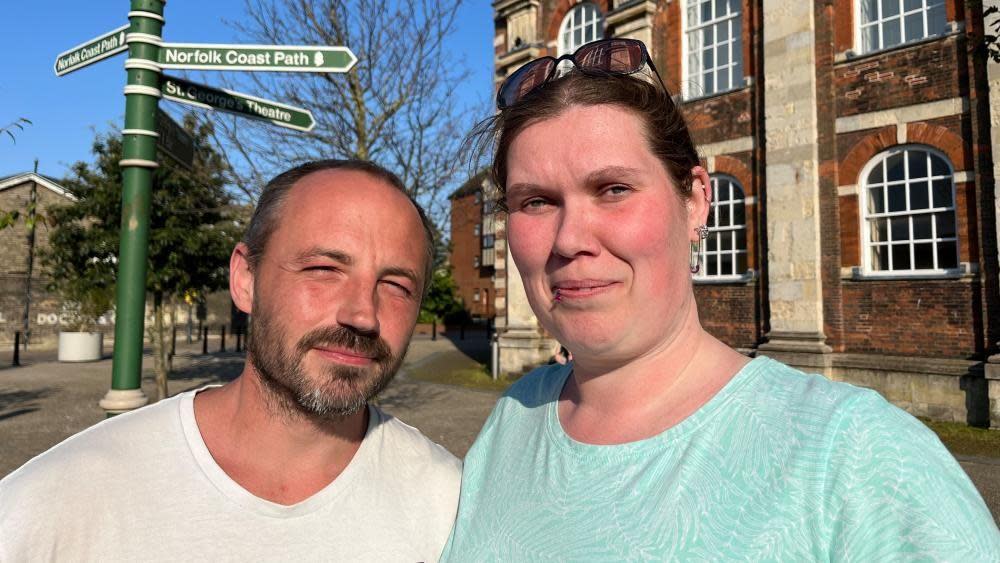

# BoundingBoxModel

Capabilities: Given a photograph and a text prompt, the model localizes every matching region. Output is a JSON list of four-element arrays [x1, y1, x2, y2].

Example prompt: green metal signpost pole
[[99, 0, 165, 415]]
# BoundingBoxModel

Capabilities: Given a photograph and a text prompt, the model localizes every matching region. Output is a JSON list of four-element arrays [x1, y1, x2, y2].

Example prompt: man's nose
[[336, 279, 379, 335]]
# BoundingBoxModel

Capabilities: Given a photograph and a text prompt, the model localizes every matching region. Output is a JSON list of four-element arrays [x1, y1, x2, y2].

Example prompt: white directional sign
[[158, 43, 357, 72], [54, 24, 130, 76], [161, 75, 316, 132]]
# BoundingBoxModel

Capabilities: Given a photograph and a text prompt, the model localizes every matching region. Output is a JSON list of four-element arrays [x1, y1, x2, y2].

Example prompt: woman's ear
[[687, 166, 712, 242]]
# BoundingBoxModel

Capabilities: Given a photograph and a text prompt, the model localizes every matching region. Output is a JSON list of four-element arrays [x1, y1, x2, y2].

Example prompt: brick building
[[450, 171, 497, 320], [480, 0, 1000, 426], [0, 172, 84, 345]]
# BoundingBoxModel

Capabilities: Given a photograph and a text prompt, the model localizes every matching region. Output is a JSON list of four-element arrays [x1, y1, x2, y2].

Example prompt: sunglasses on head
[[496, 38, 667, 110]]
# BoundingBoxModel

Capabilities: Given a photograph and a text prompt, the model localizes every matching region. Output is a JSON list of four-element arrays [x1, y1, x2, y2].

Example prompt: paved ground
[[2, 335, 998, 527]]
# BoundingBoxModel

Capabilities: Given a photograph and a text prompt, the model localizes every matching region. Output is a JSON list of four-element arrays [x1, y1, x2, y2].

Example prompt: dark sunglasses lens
[[499, 58, 557, 108], [575, 40, 645, 73]]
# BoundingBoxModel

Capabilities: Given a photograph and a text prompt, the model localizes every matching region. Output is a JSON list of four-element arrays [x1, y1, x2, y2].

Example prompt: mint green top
[[442, 357, 1000, 561]]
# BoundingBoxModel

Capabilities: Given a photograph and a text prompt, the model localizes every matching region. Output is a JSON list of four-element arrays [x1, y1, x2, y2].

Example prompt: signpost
[[156, 109, 195, 169], [159, 43, 357, 72], [52, 0, 355, 416], [53, 24, 129, 76], [162, 76, 315, 132]]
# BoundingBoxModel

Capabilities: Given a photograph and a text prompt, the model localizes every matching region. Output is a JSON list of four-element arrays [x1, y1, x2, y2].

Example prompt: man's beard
[[246, 305, 404, 421]]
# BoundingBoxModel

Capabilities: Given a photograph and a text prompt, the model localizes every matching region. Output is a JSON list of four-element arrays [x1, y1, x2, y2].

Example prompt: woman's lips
[[552, 280, 620, 299], [313, 346, 375, 366]]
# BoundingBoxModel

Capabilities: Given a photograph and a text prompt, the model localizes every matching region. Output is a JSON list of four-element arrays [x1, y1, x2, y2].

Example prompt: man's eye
[[522, 198, 550, 210], [382, 280, 413, 296], [303, 265, 337, 272]]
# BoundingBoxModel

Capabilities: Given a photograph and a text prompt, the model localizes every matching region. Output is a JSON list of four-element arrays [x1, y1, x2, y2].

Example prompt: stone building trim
[[698, 135, 755, 157], [834, 97, 968, 133], [840, 123, 967, 186], [0, 173, 77, 202]]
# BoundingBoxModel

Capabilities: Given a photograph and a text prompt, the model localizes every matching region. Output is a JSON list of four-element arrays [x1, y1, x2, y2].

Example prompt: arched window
[[558, 3, 603, 56], [697, 175, 748, 278], [684, 0, 744, 98], [860, 146, 958, 274], [857, 0, 946, 54]]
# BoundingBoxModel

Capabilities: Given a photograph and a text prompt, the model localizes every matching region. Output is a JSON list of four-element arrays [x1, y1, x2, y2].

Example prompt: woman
[[442, 38, 999, 560]]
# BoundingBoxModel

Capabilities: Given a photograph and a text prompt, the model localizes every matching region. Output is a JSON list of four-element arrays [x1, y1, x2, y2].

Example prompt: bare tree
[[209, 0, 479, 224]]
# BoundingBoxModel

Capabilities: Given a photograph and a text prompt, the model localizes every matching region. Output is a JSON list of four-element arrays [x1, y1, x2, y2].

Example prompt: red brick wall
[[835, 34, 966, 117], [841, 279, 977, 357], [450, 193, 495, 319], [684, 89, 754, 145], [695, 284, 758, 349]]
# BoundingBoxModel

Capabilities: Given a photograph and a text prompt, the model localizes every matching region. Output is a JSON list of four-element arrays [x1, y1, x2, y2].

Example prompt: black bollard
[[171, 326, 177, 357], [220, 326, 226, 353], [202, 326, 209, 354], [12, 331, 21, 367], [431, 319, 437, 341]]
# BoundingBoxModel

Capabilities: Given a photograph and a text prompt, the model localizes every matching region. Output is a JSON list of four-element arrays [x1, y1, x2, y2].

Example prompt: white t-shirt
[[0, 390, 462, 562]]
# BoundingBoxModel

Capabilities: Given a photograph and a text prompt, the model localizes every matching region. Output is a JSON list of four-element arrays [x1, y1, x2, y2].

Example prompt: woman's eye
[[603, 184, 631, 197]]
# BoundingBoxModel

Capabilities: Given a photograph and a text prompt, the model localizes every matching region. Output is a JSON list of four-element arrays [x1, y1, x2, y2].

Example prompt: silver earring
[[690, 225, 709, 274]]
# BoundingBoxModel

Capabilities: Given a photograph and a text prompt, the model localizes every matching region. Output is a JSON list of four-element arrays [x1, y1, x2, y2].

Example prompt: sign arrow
[[161, 75, 316, 132], [54, 24, 130, 76], [158, 43, 356, 73]]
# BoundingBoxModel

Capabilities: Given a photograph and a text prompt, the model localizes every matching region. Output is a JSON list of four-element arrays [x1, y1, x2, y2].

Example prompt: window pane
[[937, 241, 958, 268], [704, 48, 715, 69], [936, 212, 956, 238], [868, 187, 885, 214], [892, 243, 911, 270], [733, 202, 746, 225], [707, 254, 718, 275], [704, 73, 714, 93], [719, 205, 731, 228], [720, 231, 733, 250], [910, 181, 929, 209], [718, 20, 730, 41], [720, 253, 733, 275], [729, 0, 741, 13], [903, 0, 921, 10], [873, 218, 888, 242], [932, 180, 952, 207], [863, 24, 880, 51], [930, 154, 950, 176], [736, 230, 747, 252], [736, 252, 747, 272], [884, 18, 903, 47], [867, 162, 884, 185], [908, 151, 928, 178], [860, 0, 878, 24], [886, 153, 905, 182], [913, 214, 932, 239], [926, 4, 945, 34], [872, 244, 889, 270], [890, 216, 909, 240], [574, 28, 582, 47], [707, 233, 718, 251], [718, 70, 731, 91], [715, 0, 727, 18], [719, 43, 730, 65], [914, 242, 934, 269], [702, 1, 712, 22], [888, 185, 907, 212], [904, 12, 925, 41], [705, 25, 715, 46], [881, 0, 900, 18], [718, 179, 730, 200]]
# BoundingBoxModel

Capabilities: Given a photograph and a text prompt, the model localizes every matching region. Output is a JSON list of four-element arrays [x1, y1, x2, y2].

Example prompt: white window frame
[[854, 0, 947, 55], [681, 0, 744, 100], [558, 2, 604, 56], [473, 255, 480, 268], [695, 174, 748, 281], [474, 223, 481, 237], [858, 145, 960, 277]]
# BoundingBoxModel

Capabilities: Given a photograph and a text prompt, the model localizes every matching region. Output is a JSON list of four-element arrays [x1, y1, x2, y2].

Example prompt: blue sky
[[1, 1, 494, 181]]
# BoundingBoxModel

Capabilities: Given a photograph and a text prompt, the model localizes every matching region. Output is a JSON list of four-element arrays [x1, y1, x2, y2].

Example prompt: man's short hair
[[242, 159, 436, 295]]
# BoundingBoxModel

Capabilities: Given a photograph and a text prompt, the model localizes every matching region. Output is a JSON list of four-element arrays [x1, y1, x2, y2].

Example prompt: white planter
[[58, 331, 104, 362]]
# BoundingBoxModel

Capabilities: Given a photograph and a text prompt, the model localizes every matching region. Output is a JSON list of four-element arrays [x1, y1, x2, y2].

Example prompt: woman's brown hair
[[471, 70, 701, 211]]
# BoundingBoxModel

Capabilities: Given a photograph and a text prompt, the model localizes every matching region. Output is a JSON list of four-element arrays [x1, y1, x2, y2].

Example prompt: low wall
[[760, 350, 990, 427]]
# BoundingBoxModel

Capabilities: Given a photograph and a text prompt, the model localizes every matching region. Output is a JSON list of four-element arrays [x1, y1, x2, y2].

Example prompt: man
[[0, 160, 461, 561]]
